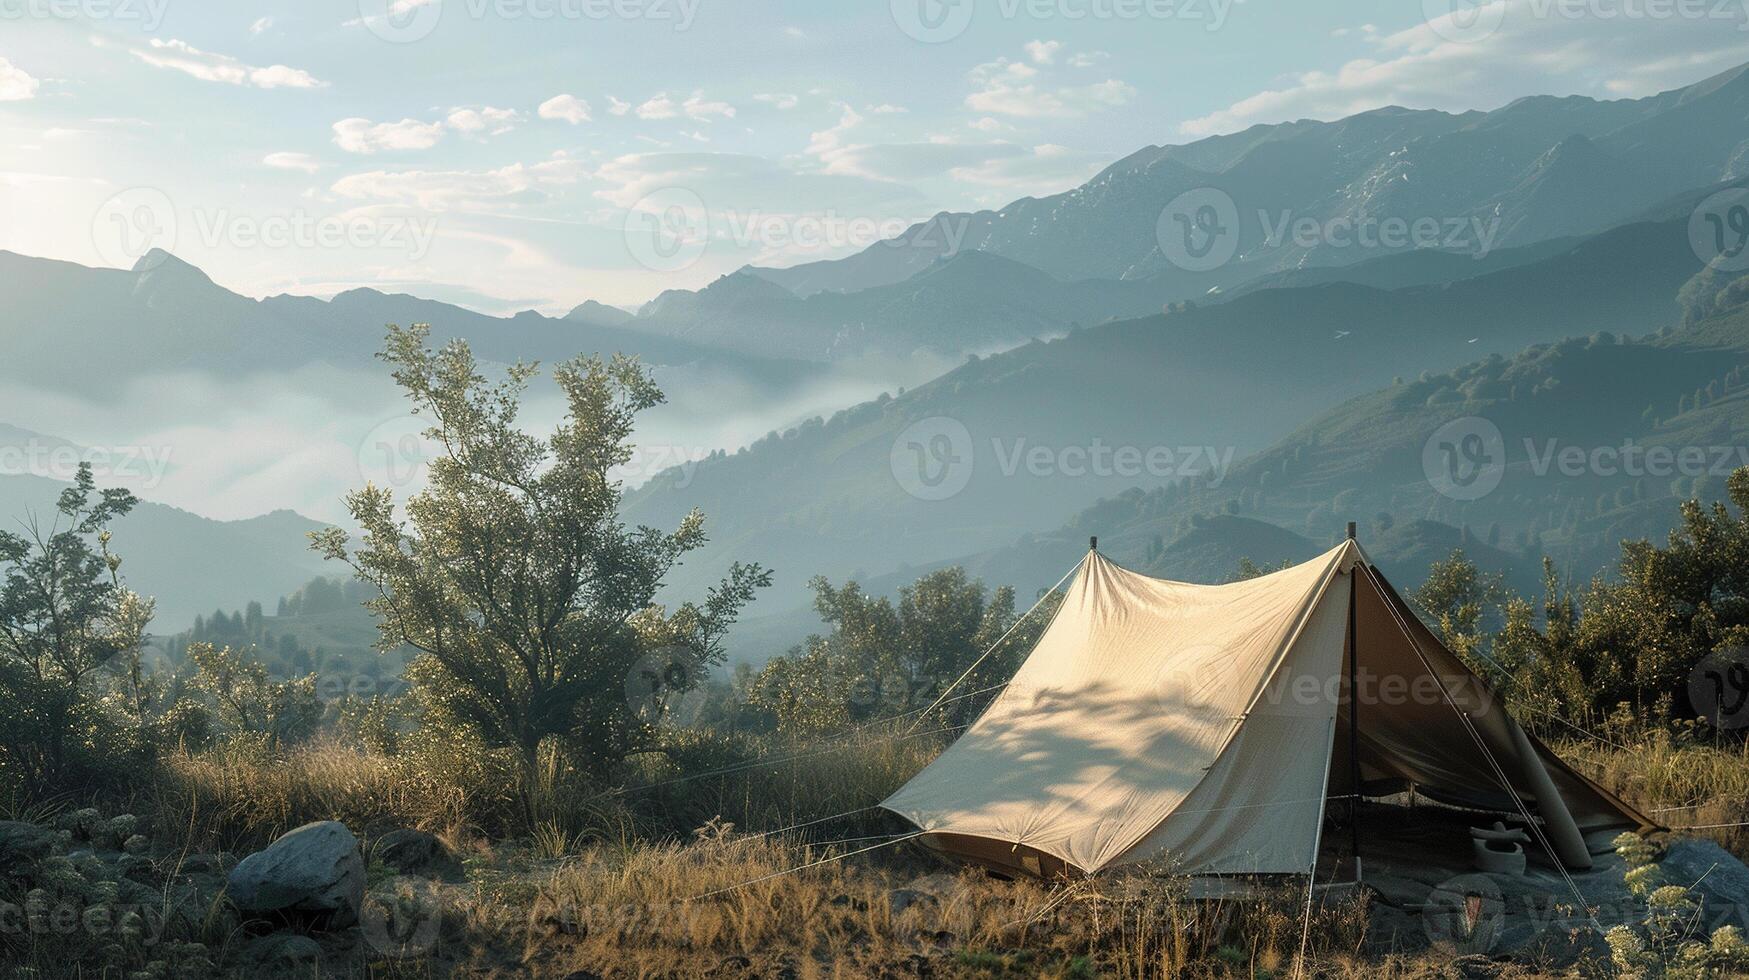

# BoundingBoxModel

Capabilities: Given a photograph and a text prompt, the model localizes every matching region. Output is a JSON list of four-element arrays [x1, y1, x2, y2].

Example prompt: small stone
[[888, 888, 937, 916]]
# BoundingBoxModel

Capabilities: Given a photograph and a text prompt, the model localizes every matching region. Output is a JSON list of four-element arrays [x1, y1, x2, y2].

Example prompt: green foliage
[[312, 324, 770, 785], [0, 465, 156, 800], [749, 567, 1050, 738], [1422, 471, 1749, 731], [1410, 549, 1506, 664], [186, 642, 320, 747], [1606, 832, 1749, 979]]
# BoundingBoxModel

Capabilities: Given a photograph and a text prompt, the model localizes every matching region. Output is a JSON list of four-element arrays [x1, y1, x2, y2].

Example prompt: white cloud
[[784, 25, 805, 38], [538, 94, 591, 124], [754, 92, 800, 110], [821, 140, 1029, 182], [635, 91, 735, 122], [966, 54, 1134, 118], [0, 58, 38, 101], [263, 151, 322, 173], [332, 117, 446, 154], [593, 150, 924, 215], [682, 93, 735, 120], [805, 102, 863, 159], [130, 38, 323, 89], [249, 16, 274, 34], [1068, 50, 1109, 68], [607, 95, 631, 116], [331, 154, 585, 210], [967, 116, 1007, 133], [447, 105, 520, 136], [867, 103, 908, 114], [636, 92, 678, 119], [1181, 5, 1749, 136], [1025, 40, 1062, 65], [948, 143, 1107, 197]]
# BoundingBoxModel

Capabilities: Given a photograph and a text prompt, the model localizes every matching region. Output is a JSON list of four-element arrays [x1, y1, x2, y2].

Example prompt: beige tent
[[882, 538, 1652, 880]]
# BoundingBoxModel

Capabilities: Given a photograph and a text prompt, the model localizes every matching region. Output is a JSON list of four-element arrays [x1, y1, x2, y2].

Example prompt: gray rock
[[240, 933, 322, 970], [888, 889, 937, 916], [1662, 838, 1749, 932], [371, 828, 450, 875], [0, 821, 56, 870], [228, 821, 365, 929]]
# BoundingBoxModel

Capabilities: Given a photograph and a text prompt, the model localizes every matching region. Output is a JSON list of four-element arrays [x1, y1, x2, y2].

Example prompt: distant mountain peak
[[131, 248, 212, 284], [564, 299, 634, 326]]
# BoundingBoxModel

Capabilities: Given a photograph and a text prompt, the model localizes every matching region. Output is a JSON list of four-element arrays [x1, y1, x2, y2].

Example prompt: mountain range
[[622, 209, 1711, 623], [9, 62, 1749, 656]]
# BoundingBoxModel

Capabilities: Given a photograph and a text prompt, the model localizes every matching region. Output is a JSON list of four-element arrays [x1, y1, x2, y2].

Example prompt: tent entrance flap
[[880, 541, 1652, 879]]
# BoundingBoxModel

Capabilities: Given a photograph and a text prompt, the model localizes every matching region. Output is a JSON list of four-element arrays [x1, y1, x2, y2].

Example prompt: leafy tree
[[312, 324, 769, 787], [0, 465, 154, 797], [187, 642, 320, 747], [1410, 549, 1506, 665], [751, 568, 1043, 738], [1489, 469, 1749, 728]]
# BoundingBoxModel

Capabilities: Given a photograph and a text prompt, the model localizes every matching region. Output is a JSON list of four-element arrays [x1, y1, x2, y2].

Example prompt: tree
[[1410, 549, 1506, 665], [1489, 469, 1749, 728], [312, 324, 769, 787], [751, 568, 1037, 738], [188, 642, 320, 747], [0, 464, 154, 797]]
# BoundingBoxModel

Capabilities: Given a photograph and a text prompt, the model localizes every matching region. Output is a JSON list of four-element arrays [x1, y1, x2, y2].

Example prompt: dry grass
[[411, 833, 1385, 978], [83, 726, 1749, 977], [1554, 733, 1749, 856], [148, 738, 472, 855]]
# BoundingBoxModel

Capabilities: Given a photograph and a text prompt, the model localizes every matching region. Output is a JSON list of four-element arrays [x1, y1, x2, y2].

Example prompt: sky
[[2, 0, 1747, 312]]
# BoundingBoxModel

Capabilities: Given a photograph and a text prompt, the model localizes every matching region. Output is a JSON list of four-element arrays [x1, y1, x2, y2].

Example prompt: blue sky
[[2, 0, 1747, 309]]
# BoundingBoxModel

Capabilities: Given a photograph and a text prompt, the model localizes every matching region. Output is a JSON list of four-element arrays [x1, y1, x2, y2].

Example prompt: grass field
[[6, 721, 1737, 979]]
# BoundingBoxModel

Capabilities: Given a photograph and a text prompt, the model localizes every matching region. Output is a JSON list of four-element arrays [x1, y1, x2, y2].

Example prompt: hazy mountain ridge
[[624, 212, 1707, 636], [1011, 289, 1749, 603], [0, 249, 804, 390], [735, 64, 1749, 305], [626, 251, 1185, 361], [0, 469, 329, 633]]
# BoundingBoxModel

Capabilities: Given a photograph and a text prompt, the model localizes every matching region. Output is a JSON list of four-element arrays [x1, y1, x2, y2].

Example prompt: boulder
[[239, 933, 322, 970], [0, 821, 57, 871], [371, 828, 451, 876], [227, 821, 365, 929]]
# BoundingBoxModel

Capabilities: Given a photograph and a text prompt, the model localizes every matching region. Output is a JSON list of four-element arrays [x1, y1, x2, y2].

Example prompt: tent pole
[[1345, 523, 1361, 882]]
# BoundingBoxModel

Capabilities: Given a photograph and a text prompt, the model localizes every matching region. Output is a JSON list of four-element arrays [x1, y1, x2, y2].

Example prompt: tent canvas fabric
[[880, 541, 1654, 879]]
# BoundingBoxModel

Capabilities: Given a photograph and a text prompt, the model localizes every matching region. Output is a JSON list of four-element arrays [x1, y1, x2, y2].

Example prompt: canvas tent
[[881, 538, 1653, 880]]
